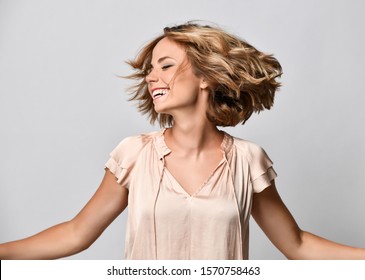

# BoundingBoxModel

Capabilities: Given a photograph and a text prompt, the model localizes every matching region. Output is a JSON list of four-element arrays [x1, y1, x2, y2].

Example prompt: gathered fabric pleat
[[105, 130, 277, 259]]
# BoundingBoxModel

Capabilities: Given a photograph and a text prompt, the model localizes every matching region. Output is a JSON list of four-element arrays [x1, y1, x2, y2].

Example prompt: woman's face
[[146, 37, 206, 115]]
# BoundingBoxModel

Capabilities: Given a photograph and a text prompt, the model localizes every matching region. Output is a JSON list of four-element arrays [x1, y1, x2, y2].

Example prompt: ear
[[200, 78, 209, 90]]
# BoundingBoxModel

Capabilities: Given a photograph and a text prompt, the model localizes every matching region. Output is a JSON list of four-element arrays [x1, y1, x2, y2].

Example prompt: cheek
[[172, 71, 201, 92], [161, 70, 178, 86], [166, 75, 175, 85]]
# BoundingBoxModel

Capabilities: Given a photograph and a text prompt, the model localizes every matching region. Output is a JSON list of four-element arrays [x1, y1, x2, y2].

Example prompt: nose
[[145, 68, 159, 84]]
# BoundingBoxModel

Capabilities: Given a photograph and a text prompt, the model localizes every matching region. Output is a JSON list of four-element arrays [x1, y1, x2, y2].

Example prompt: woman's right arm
[[0, 169, 128, 259]]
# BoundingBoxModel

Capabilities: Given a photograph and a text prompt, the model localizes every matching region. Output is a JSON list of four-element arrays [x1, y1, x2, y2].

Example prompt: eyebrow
[[157, 56, 174, 63]]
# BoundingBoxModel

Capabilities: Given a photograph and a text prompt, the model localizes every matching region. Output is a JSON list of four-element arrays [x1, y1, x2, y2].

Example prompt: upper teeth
[[153, 89, 168, 98]]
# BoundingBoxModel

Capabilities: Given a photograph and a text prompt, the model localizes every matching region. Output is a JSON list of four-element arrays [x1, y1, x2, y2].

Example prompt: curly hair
[[126, 22, 282, 127]]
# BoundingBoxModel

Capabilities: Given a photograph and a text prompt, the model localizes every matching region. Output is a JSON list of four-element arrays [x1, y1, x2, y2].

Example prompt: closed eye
[[162, 64, 173, 70]]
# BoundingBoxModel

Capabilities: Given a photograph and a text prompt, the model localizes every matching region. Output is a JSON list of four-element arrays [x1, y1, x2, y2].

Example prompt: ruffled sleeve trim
[[233, 136, 277, 193], [104, 132, 157, 188], [251, 166, 277, 193], [104, 157, 128, 185]]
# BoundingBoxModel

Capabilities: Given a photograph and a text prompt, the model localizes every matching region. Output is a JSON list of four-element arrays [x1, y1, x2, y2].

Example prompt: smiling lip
[[151, 87, 169, 93], [151, 87, 169, 100]]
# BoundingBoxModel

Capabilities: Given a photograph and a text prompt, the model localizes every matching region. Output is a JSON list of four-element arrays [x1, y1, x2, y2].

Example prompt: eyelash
[[145, 64, 173, 75], [161, 64, 173, 70]]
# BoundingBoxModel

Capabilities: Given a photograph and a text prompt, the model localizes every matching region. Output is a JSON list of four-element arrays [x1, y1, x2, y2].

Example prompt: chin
[[153, 103, 172, 114], [153, 105, 165, 114]]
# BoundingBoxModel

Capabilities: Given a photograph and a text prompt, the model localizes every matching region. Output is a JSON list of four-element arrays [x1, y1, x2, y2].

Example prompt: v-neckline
[[157, 128, 231, 197], [163, 159, 226, 197]]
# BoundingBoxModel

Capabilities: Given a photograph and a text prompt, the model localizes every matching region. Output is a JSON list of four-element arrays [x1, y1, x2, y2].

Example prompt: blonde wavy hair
[[126, 22, 282, 127]]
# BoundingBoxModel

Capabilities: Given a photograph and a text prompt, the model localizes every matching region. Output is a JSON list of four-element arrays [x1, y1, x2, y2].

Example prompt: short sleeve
[[104, 135, 147, 188], [249, 145, 277, 193]]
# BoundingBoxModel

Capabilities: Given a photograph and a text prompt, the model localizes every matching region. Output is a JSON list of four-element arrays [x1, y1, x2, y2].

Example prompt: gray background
[[0, 0, 364, 259]]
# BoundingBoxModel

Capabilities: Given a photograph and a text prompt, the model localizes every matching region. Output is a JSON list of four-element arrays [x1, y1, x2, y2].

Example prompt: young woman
[[0, 23, 364, 260]]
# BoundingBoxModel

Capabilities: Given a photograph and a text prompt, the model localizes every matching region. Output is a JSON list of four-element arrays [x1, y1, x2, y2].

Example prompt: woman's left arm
[[251, 180, 365, 259]]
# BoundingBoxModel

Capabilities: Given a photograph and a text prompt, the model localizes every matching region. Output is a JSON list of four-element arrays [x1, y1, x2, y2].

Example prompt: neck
[[165, 117, 222, 155], [162, 88, 223, 154]]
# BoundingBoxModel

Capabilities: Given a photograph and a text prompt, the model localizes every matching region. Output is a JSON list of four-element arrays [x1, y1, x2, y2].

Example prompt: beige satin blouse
[[105, 129, 276, 259]]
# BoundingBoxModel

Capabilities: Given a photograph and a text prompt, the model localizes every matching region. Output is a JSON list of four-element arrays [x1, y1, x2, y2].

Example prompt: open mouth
[[152, 88, 169, 99]]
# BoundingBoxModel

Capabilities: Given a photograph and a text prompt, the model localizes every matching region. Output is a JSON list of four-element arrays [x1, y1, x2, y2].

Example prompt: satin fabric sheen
[[105, 129, 276, 259]]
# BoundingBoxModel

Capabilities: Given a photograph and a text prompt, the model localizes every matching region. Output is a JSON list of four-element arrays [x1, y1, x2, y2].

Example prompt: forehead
[[151, 37, 186, 62]]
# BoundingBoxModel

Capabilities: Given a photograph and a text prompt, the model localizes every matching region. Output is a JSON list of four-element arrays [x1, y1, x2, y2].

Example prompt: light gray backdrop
[[0, 0, 364, 259]]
